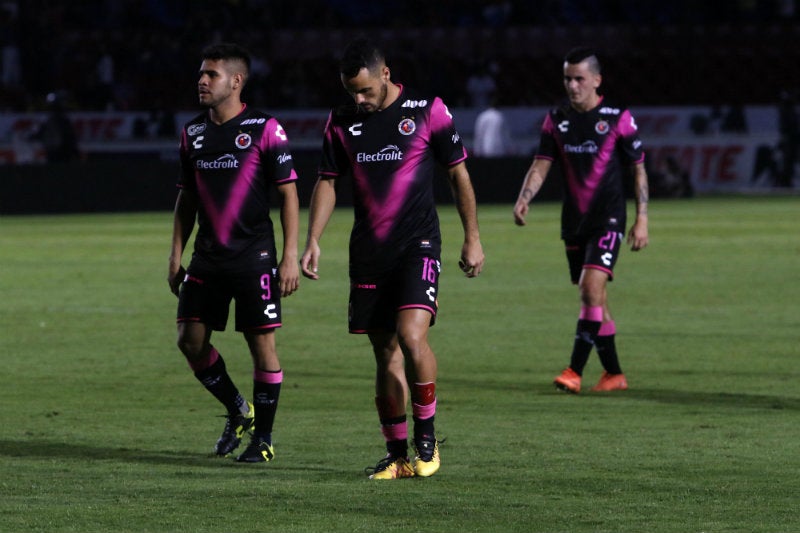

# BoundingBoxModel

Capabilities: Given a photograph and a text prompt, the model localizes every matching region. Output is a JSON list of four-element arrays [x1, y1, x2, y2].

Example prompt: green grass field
[[1, 197, 798, 533]]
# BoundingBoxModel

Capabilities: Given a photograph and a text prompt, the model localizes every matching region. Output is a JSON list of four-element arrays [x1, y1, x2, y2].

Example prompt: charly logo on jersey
[[398, 118, 416, 135], [235, 133, 252, 149], [349, 123, 363, 136], [564, 140, 599, 154], [356, 144, 403, 163], [188, 123, 206, 136], [558, 120, 569, 133], [595, 120, 610, 134], [196, 153, 240, 169]]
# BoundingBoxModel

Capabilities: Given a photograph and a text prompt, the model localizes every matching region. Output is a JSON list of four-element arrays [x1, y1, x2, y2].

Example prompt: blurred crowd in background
[[1, 0, 798, 113]]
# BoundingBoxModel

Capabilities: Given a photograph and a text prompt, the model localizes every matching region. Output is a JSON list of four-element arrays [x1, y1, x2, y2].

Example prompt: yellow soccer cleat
[[366, 455, 415, 480], [413, 437, 440, 478]]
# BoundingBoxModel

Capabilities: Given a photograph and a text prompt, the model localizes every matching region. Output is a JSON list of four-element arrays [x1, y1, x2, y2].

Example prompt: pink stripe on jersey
[[275, 168, 298, 184], [254, 368, 284, 384], [579, 305, 604, 323], [195, 150, 257, 247], [564, 132, 616, 214], [430, 97, 468, 166]]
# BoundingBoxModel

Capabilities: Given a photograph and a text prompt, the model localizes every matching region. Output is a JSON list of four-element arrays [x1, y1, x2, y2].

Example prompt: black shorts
[[348, 249, 441, 333], [177, 252, 281, 332], [564, 230, 624, 284]]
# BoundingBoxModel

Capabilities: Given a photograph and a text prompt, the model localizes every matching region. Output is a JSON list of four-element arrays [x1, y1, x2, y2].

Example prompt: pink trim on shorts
[[412, 398, 437, 420], [583, 264, 614, 278], [598, 320, 617, 336], [188, 346, 220, 372], [579, 305, 604, 323], [254, 368, 283, 384], [398, 304, 436, 315]]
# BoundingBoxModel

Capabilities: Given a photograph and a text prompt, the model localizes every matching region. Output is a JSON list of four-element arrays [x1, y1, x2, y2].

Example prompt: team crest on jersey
[[188, 123, 206, 136], [398, 118, 416, 136], [235, 133, 252, 149], [595, 120, 610, 135]]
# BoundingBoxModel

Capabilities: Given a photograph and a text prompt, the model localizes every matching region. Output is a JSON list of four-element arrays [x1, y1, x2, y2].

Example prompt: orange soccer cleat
[[553, 368, 582, 394], [590, 371, 628, 392]]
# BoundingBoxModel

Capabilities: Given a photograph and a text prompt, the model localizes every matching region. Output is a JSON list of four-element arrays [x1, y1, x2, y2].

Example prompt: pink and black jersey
[[178, 105, 297, 263], [536, 98, 644, 239], [319, 85, 467, 263]]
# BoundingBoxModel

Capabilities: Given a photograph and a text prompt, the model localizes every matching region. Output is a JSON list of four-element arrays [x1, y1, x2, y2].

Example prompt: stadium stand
[[1, 0, 798, 112]]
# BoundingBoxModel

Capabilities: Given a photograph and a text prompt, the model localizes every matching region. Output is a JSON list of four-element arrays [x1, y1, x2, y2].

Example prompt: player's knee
[[176, 334, 205, 360], [397, 329, 428, 357]]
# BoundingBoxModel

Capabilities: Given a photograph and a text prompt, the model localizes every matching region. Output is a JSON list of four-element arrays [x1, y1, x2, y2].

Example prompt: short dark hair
[[339, 37, 385, 79], [564, 46, 601, 74], [201, 42, 251, 76]]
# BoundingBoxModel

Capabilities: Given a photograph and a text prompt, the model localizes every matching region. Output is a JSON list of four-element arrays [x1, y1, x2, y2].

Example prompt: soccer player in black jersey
[[513, 47, 649, 394], [168, 43, 300, 462], [300, 37, 485, 479]]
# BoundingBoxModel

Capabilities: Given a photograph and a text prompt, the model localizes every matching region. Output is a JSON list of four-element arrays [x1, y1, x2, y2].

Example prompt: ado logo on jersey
[[188, 123, 206, 136]]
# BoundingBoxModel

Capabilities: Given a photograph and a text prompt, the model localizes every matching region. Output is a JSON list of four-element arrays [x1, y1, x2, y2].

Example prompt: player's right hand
[[513, 200, 529, 226], [300, 242, 321, 280], [168, 265, 186, 297]]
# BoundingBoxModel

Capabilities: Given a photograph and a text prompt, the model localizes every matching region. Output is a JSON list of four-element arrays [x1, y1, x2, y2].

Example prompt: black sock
[[253, 377, 281, 442], [569, 319, 601, 376], [413, 415, 435, 443], [596, 334, 623, 374], [193, 354, 244, 415], [386, 438, 408, 458]]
